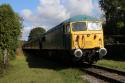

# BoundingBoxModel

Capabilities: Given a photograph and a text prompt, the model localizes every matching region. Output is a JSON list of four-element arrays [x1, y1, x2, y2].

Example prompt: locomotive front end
[[70, 21, 107, 63]]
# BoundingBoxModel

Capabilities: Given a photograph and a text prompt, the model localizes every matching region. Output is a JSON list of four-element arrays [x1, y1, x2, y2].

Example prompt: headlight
[[99, 48, 107, 56]]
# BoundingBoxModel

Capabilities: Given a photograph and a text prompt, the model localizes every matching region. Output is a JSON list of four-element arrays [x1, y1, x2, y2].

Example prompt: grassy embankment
[[96, 59, 125, 71], [97, 46, 125, 71], [96, 47, 125, 71], [0, 49, 87, 83]]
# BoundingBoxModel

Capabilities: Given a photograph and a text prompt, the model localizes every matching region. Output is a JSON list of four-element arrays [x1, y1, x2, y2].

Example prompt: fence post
[[3, 49, 8, 67]]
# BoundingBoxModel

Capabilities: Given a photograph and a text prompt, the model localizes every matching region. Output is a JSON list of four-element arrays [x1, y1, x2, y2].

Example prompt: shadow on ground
[[23, 50, 84, 70], [22, 47, 125, 71]]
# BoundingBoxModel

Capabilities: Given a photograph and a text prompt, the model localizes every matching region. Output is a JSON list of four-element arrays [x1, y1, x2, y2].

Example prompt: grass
[[96, 59, 125, 71], [59, 68, 84, 83], [0, 54, 87, 83]]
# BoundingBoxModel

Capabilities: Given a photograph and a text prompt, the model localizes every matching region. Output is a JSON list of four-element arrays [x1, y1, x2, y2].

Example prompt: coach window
[[66, 24, 70, 33]]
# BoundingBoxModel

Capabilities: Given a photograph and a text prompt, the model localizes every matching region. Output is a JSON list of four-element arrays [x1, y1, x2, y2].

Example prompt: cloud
[[37, 0, 70, 27], [92, 0, 103, 18], [21, 0, 102, 40], [21, 26, 33, 40], [22, 0, 69, 29], [63, 0, 93, 16], [22, 9, 32, 20]]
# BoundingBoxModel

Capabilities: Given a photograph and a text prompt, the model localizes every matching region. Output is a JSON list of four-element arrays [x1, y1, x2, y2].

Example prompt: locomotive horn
[[74, 49, 83, 58]]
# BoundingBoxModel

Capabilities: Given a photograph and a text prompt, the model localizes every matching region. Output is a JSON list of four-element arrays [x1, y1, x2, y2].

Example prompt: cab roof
[[64, 15, 97, 23]]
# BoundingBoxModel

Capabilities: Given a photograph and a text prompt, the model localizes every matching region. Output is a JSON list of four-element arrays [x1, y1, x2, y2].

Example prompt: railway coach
[[23, 15, 107, 64]]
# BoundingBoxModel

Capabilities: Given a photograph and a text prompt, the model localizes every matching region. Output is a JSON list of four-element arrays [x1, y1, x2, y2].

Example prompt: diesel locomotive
[[23, 15, 107, 64]]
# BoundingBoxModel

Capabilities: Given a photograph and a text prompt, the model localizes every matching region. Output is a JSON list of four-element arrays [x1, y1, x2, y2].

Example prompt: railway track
[[82, 64, 125, 83]]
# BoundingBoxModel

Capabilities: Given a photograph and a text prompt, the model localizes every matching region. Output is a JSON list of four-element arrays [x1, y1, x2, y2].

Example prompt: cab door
[[63, 23, 71, 49]]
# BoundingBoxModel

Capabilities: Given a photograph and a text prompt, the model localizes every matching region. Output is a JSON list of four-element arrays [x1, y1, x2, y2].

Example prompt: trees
[[28, 27, 46, 41], [0, 4, 22, 70], [99, 0, 125, 34]]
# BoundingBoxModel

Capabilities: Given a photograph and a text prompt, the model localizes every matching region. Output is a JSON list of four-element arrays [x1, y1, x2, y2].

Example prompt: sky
[[0, 0, 103, 40]]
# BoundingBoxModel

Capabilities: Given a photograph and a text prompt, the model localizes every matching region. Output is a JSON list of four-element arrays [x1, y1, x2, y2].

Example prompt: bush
[[0, 4, 22, 73]]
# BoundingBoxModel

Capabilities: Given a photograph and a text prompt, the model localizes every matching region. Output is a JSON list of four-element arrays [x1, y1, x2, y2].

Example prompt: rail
[[81, 64, 125, 83]]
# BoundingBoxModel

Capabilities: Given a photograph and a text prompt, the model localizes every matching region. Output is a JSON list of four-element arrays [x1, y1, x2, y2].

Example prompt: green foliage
[[0, 4, 22, 71], [117, 21, 124, 28], [97, 60, 125, 71], [28, 27, 46, 41], [99, 0, 125, 34]]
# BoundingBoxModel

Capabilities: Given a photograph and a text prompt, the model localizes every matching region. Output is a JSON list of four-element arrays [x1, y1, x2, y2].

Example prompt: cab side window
[[66, 24, 70, 33]]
